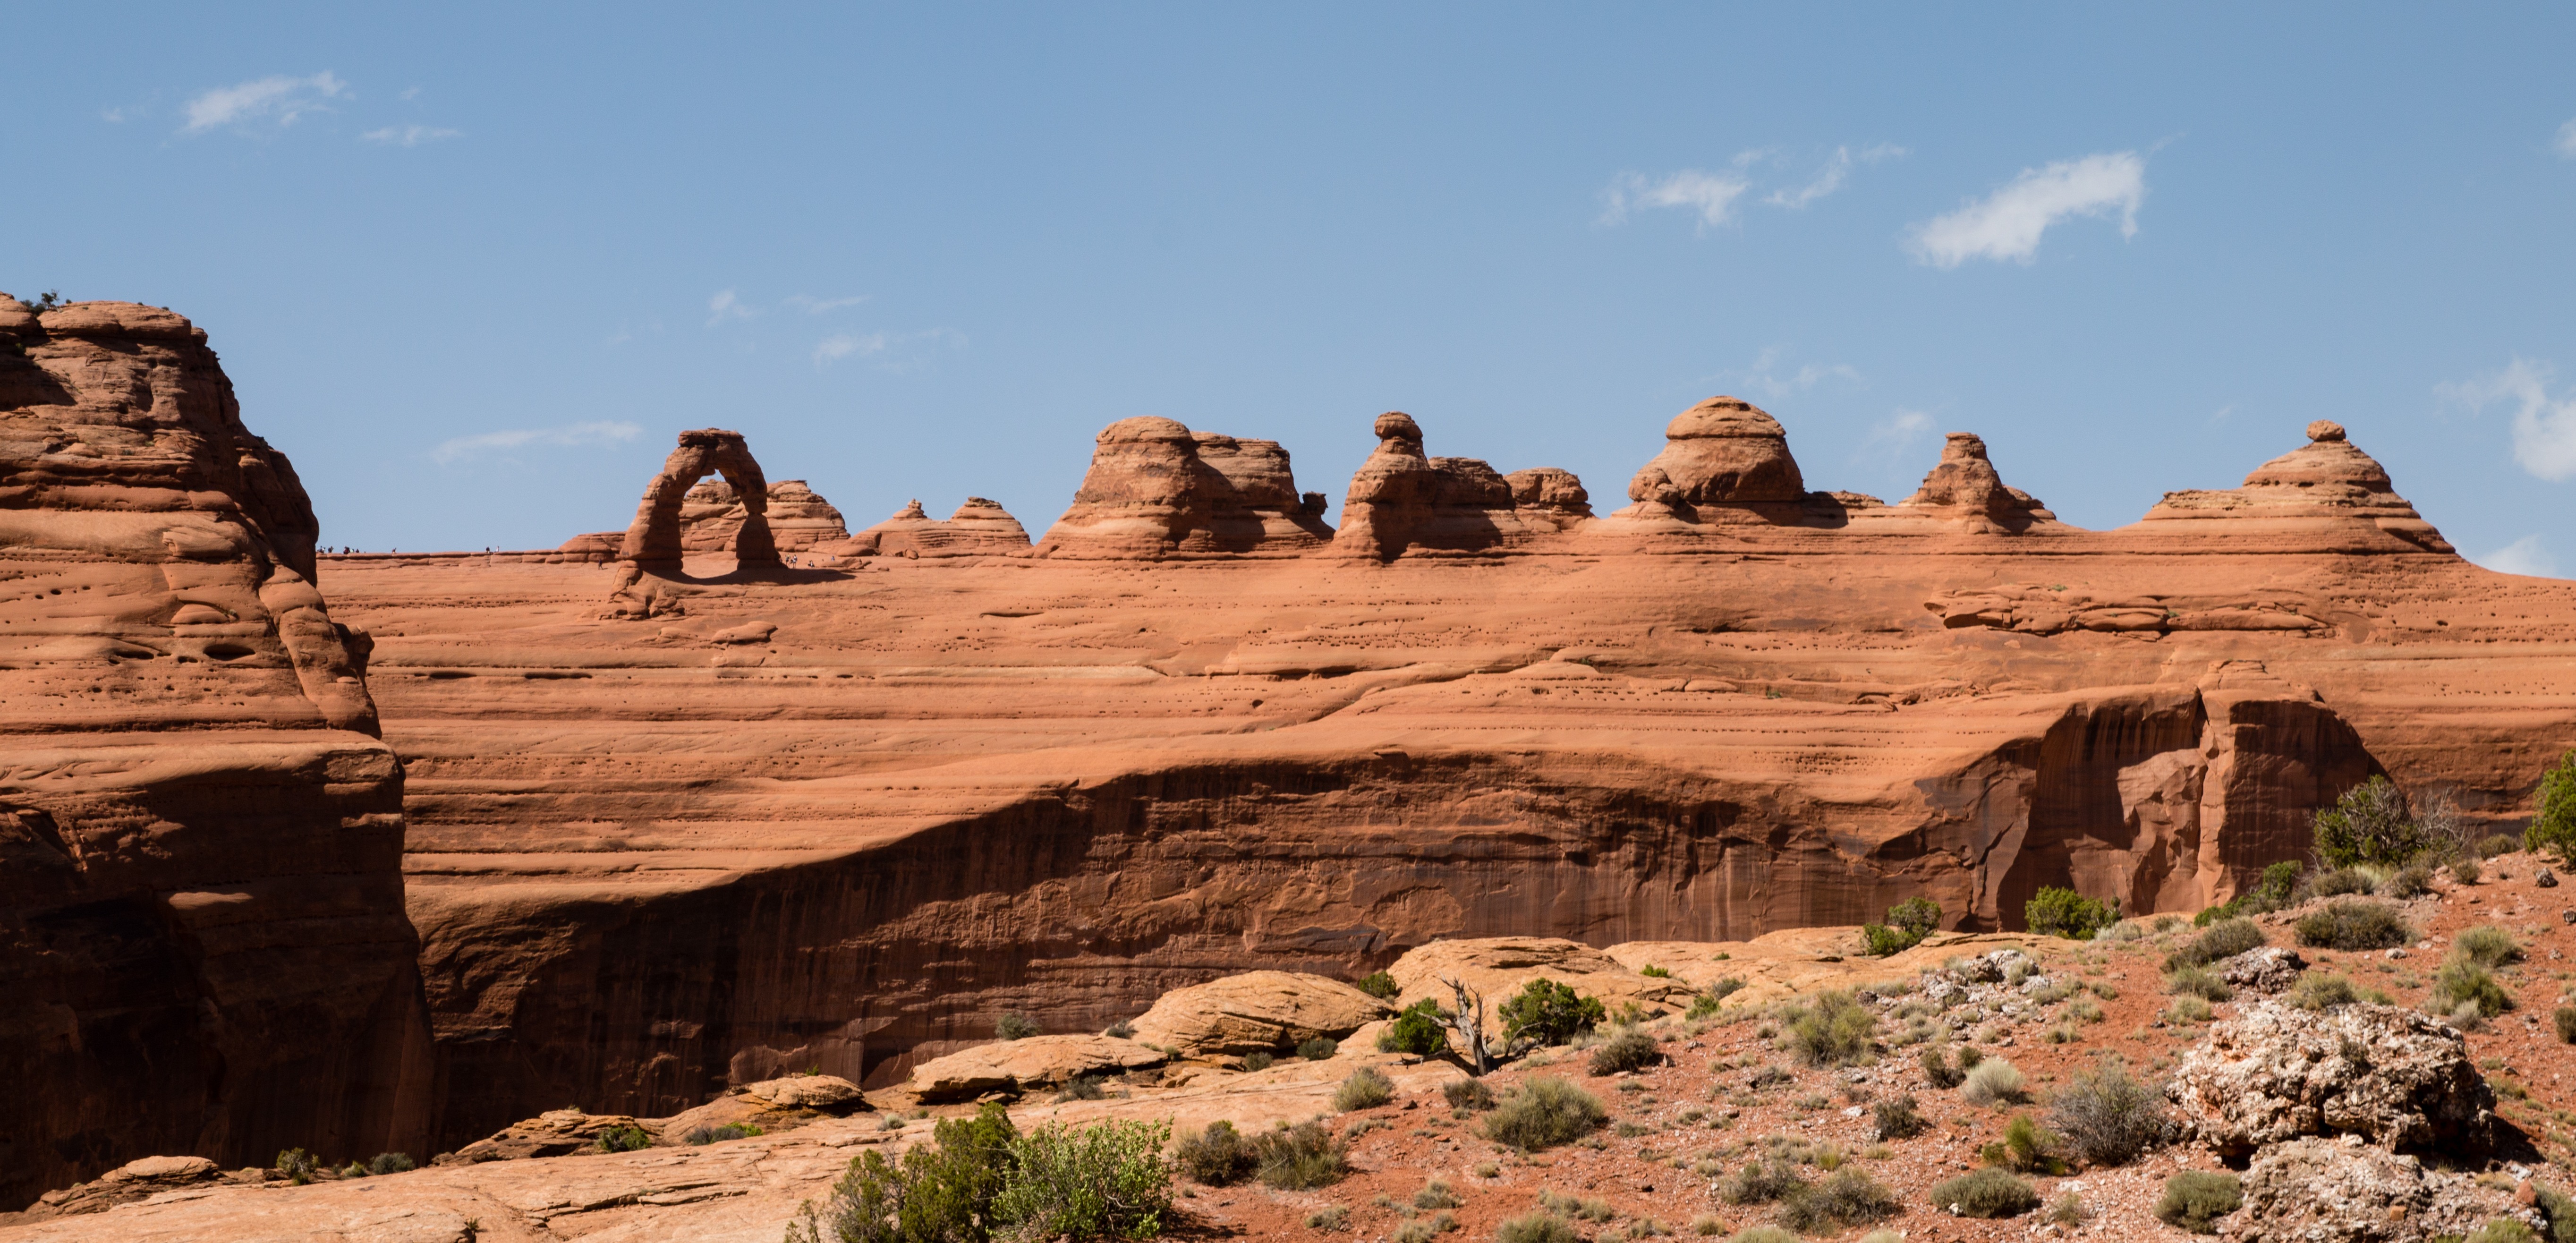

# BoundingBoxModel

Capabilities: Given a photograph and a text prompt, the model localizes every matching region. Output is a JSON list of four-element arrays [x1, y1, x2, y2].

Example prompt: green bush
[[1444, 1078, 1496, 1111], [2026, 887, 2119, 939], [2047, 1057, 2166, 1166], [1378, 999, 1451, 1056], [1871, 1093, 1928, 1140], [990, 1118, 1173, 1242], [1919, 1045, 1964, 1089], [1962, 1058, 2026, 1107], [2314, 776, 2431, 868], [2388, 856, 2440, 899], [1778, 1167, 1900, 1231], [2287, 973, 2386, 1011], [1499, 979, 1605, 1047], [1056, 1075, 1107, 1102], [367, 1151, 415, 1175], [2166, 964, 2233, 1002], [1333, 1066, 1395, 1112], [1252, 1120, 1348, 1189], [2533, 1183, 2576, 1243], [1863, 897, 1942, 955], [1982, 1114, 2065, 1174], [595, 1124, 653, 1153], [1297, 1037, 1340, 1061], [1356, 970, 1401, 999], [1928, 1168, 2039, 1218], [1495, 1214, 1582, 1243], [1588, 1027, 1662, 1075], [1174, 1120, 1255, 1185], [1480, 1077, 1607, 1152], [1721, 1230, 1796, 1243], [2293, 899, 2414, 950], [1244, 1052, 1274, 1072], [2167, 918, 2267, 970], [1721, 1158, 1809, 1205], [2482, 833, 2526, 858], [1640, 964, 1672, 978], [2431, 958, 2515, 1021], [2530, 750, 2576, 861], [1413, 1178, 1463, 1210], [2155, 1171, 2243, 1234], [1536, 1190, 1615, 1221], [2472, 1220, 2542, 1243], [1688, 978, 1748, 1018], [274, 1148, 316, 1185], [2309, 867, 2375, 898], [2457, 856, 2485, 885], [1308, 1205, 1351, 1231], [684, 1122, 764, 1144], [996, 1011, 1040, 1040], [2457, 925, 2524, 968], [796, 1103, 1018, 1243], [1782, 990, 1879, 1067]]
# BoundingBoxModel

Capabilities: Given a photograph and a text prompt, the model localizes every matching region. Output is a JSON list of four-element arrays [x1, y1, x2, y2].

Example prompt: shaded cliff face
[[0, 298, 427, 1208]]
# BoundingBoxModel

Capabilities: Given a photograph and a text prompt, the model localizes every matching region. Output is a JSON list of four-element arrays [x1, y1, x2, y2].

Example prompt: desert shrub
[[990, 1117, 1172, 1242], [1413, 1178, 1463, 1210], [1723, 1231, 1797, 1243], [1500, 979, 1606, 1047], [2167, 918, 2267, 970], [2294, 899, 2414, 950], [1481, 1077, 1607, 1152], [2530, 750, 2576, 860], [1445, 1078, 1496, 1111], [273, 1148, 316, 1185], [1393, 1216, 1458, 1243], [1778, 1167, 1900, 1232], [595, 1124, 652, 1153], [995, 1011, 1039, 1040], [1919, 1045, 1965, 1089], [2049, 1192, 2092, 1226], [1872, 1093, 1928, 1140], [2458, 925, 2525, 968], [1721, 1158, 1809, 1205], [2557, 1008, 2576, 1045], [1101, 1018, 1133, 1039], [2387, 856, 2440, 899], [1297, 1037, 1340, 1062], [2047, 1057, 2166, 1166], [2534, 1184, 2576, 1243], [1496, 1214, 1583, 1243], [2255, 860, 2305, 904], [1244, 1052, 1274, 1071], [684, 1123, 763, 1145], [2481, 834, 2526, 858], [2287, 973, 2361, 1010], [1537, 1190, 1616, 1221], [1252, 1120, 1347, 1189], [2432, 959, 2515, 1020], [2166, 963, 2233, 1001], [1056, 1075, 1107, 1102], [1981, 1114, 2065, 1174], [1746, 1064, 1794, 1090], [795, 1103, 1017, 1243], [2309, 866, 2375, 898], [1640, 964, 1672, 978], [2456, 856, 2485, 885], [1928, 1167, 2039, 1218], [2314, 776, 2431, 868], [2166, 996, 2215, 1024], [1862, 897, 1942, 956], [2472, 1221, 2542, 1243], [1378, 998, 1451, 1057], [1334, 1066, 1395, 1112], [1175, 1120, 1255, 1185], [367, 1152, 415, 1175], [1689, 978, 1748, 1019], [2155, 1170, 2243, 1233], [1962, 1058, 2027, 1107], [1589, 1027, 1663, 1075], [1782, 991, 1878, 1067], [1356, 970, 1400, 999], [2026, 887, 2120, 939], [1308, 1205, 1351, 1230]]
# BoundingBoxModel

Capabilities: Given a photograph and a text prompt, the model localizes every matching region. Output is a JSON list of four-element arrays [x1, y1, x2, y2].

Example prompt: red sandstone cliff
[[0, 297, 428, 1209]]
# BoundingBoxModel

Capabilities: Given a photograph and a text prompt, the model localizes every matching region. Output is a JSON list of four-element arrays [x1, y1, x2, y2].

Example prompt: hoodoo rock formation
[[1896, 432, 2056, 531], [1622, 394, 1807, 511], [1328, 411, 1577, 559], [0, 298, 428, 1209], [1034, 416, 1332, 558]]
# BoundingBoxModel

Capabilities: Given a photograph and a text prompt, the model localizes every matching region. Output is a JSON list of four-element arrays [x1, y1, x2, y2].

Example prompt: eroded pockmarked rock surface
[[0, 297, 428, 1209], [2167, 999, 2497, 1157]]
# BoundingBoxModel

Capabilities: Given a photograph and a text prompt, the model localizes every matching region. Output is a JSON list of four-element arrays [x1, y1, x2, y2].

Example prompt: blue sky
[[10, 5, 2576, 571]]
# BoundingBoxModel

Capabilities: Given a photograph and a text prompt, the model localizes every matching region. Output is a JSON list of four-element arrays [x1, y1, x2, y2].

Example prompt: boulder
[[2219, 945, 2308, 994], [1128, 971, 1393, 1059], [903, 1034, 1165, 1101], [651, 1074, 869, 1141], [2167, 1000, 2496, 1158], [2224, 1136, 2535, 1243], [738, 1074, 866, 1111], [438, 1109, 659, 1164], [23, 1155, 237, 1218]]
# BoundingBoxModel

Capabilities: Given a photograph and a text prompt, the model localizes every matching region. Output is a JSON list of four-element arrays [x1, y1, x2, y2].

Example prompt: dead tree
[[1442, 976, 1498, 1075]]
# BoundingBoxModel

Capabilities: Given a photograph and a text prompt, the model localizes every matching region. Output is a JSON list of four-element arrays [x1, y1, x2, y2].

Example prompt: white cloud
[[1729, 347, 1862, 401], [181, 72, 349, 134], [2476, 534, 2558, 578], [102, 106, 131, 124], [1600, 170, 1752, 230], [706, 289, 756, 327], [784, 294, 868, 314], [2439, 356, 2576, 481], [1765, 144, 1907, 209], [363, 125, 459, 146], [2559, 118, 2576, 158], [1906, 151, 2146, 267], [431, 420, 641, 465], [814, 328, 966, 370], [1861, 409, 1937, 455]]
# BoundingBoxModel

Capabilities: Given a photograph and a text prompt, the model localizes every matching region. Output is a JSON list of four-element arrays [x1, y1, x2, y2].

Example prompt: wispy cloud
[[2440, 356, 2576, 481], [1600, 170, 1752, 230], [431, 420, 642, 465], [181, 72, 349, 134], [1765, 144, 1907, 210], [706, 289, 756, 327], [2559, 118, 2576, 159], [1906, 151, 2146, 267], [1862, 409, 1937, 454], [2476, 534, 2557, 578], [814, 328, 967, 371], [784, 294, 868, 314], [1727, 347, 1862, 402], [363, 125, 459, 146]]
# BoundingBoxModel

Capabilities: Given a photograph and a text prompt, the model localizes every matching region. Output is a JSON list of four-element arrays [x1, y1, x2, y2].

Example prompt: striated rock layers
[[0, 298, 429, 1209], [1035, 416, 1331, 558]]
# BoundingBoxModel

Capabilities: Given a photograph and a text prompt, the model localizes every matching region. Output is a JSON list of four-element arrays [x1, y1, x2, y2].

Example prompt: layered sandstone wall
[[0, 297, 428, 1208]]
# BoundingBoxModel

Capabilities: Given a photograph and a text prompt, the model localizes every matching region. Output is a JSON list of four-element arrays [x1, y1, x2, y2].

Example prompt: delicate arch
[[616, 428, 779, 565]]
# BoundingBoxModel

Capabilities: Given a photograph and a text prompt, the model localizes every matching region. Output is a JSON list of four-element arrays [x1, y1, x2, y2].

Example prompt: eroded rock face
[[903, 1035, 1163, 1101], [0, 297, 428, 1209], [2138, 419, 2454, 553], [677, 478, 848, 553], [1624, 396, 1806, 510], [2219, 945, 2308, 994], [842, 497, 1033, 558], [2224, 1136, 2534, 1243], [1896, 433, 2055, 531], [2168, 1000, 2496, 1158], [616, 428, 775, 566], [1328, 412, 1557, 559], [1035, 417, 1331, 558], [1127, 970, 1393, 1058], [1388, 937, 1698, 1033]]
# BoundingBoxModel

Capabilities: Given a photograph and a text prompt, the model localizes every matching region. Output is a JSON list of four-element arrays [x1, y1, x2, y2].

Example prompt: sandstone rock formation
[[1127, 970, 1393, 1059], [1621, 395, 1806, 514], [902, 1035, 1163, 1102], [2167, 999, 2497, 1158], [1386, 937, 1697, 1029], [0, 297, 427, 1209], [2135, 418, 2457, 553], [673, 478, 848, 553], [1034, 416, 1332, 558], [15, 1156, 247, 1220], [614, 428, 776, 567], [1327, 412, 1570, 558], [835, 497, 1032, 558], [1893, 432, 2055, 532]]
